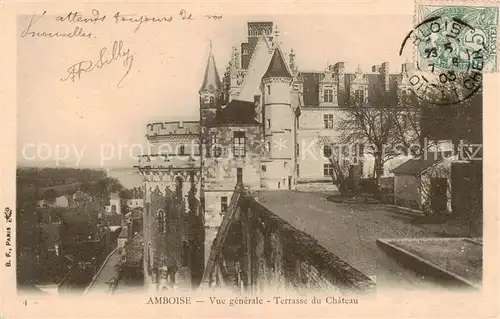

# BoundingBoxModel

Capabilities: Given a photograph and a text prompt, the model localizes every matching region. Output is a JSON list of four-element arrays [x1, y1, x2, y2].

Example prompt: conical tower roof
[[200, 42, 222, 93], [262, 46, 292, 79]]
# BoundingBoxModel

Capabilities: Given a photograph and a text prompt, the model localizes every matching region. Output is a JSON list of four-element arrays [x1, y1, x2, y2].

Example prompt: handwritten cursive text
[[113, 12, 173, 32], [20, 11, 92, 39], [56, 9, 107, 24], [61, 40, 134, 88]]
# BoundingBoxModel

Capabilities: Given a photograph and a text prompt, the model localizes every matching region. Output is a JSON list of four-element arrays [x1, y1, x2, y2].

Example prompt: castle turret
[[261, 46, 295, 189], [199, 42, 222, 128]]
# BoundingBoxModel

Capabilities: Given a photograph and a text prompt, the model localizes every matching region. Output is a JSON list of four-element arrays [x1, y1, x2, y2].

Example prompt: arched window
[[157, 209, 165, 233], [175, 176, 183, 200]]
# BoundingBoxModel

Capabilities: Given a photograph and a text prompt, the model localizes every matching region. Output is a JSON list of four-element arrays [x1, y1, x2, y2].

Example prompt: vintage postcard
[[1, 0, 499, 317]]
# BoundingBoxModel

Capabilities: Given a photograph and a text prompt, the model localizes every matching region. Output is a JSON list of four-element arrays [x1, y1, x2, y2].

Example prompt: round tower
[[261, 46, 295, 189]]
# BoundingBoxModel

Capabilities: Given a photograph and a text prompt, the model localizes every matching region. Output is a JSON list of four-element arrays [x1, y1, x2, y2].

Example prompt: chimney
[[334, 62, 346, 104], [380, 62, 390, 91], [334, 62, 345, 85]]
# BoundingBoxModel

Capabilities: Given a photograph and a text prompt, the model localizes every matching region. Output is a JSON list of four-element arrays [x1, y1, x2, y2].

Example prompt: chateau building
[[137, 21, 420, 291]]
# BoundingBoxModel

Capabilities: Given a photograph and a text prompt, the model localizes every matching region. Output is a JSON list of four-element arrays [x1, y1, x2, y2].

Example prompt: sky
[[17, 7, 414, 169]]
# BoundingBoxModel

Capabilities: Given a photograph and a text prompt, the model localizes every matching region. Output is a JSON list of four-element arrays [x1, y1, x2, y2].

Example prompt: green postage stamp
[[415, 1, 499, 73]]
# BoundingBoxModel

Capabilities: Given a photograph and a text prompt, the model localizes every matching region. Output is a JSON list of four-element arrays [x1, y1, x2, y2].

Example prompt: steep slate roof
[[214, 99, 260, 125], [200, 43, 222, 92], [391, 152, 452, 175], [262, 46, 292, 79], [237, 36, 274, 102], [299, 68, 400, 108]]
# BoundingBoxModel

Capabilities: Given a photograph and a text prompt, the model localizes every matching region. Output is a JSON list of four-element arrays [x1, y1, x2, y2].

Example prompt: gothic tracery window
[[157, 209, 165, 234]]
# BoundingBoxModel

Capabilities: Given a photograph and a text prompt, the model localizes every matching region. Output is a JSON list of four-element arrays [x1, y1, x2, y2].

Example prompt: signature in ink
[[61, 40, 134, 88]]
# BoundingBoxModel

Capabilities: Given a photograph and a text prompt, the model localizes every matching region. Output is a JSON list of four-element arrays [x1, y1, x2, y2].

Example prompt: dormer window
[[354, 90, 364, 104], [323, 89, 333, 103]]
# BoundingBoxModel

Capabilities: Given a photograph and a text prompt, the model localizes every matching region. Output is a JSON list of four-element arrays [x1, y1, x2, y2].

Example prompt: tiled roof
[[200, 44, 222, 92], [301, 72, 322, 106], [214, 100, 260, 125], [391, 152, 452, 175], [262, 47, 292, 79]]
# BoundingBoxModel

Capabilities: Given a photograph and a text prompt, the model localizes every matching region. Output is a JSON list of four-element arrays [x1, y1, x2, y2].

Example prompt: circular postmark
[[400, 14, 487, 105]]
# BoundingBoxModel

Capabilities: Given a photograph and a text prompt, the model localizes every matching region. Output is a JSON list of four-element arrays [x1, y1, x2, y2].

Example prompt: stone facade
[[138, 20, 420, 291], [204, 195, 375, 293]]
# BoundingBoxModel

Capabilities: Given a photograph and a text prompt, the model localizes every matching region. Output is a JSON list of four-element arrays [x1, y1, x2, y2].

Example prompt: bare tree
[[337, 103, 399, 183], [316, 134, 353, 195]]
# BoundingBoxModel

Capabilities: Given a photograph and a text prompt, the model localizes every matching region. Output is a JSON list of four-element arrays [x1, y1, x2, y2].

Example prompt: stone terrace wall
[[238, 197, 375, 293]]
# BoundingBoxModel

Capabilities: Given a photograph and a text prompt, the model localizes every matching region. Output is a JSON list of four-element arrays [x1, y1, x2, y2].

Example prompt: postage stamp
[[400, 1, 499, 104]]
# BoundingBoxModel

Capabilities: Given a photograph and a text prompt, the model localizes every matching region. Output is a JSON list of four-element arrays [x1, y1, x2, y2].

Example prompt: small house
[[391, 152, 454, 215]]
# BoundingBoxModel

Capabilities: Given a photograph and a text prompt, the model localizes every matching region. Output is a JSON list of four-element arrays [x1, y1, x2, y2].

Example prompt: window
[[193, 144, 200, 156], [178, 145, 185, 155], [296, 117, 300, 129], [323, 145, 332, 158], [221, 196, 228, 214], [262, 165, 267, 172], [296, 164, 300, 177], [284, 162, 288, 169], [324, 164, 335, 177], [296, 143, 300, 157], [157, 209, 165, 233], [267, 85, 271, 95], [210, 135, 221, 157], [324, 114, 334, 129], [323, 89, 333, 103], [354, 89, 364, 103], [267, 119, 271, 129], [233, 131, 246, 157]]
